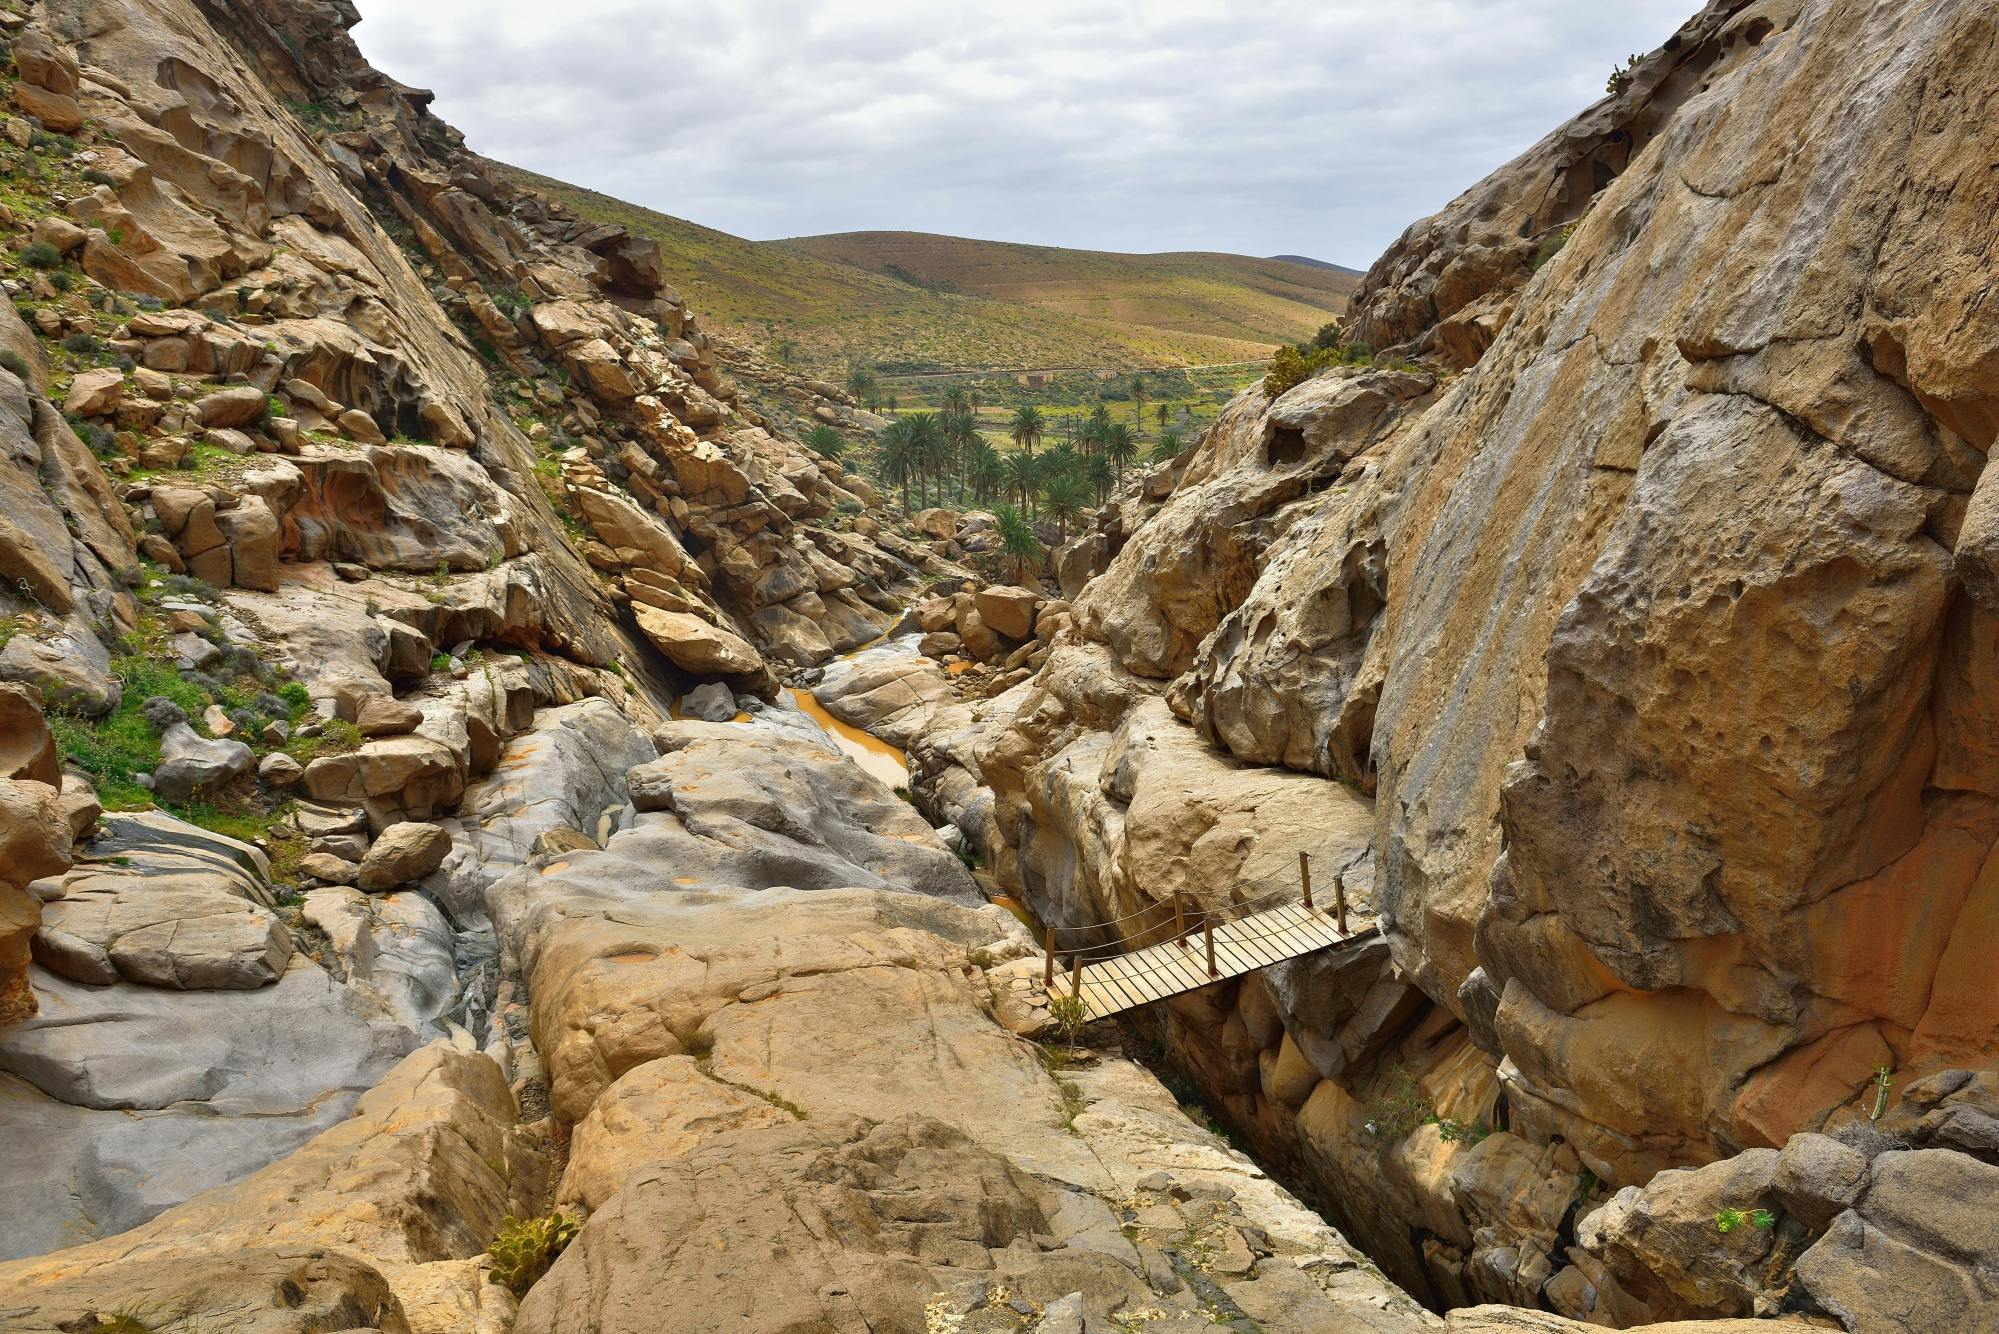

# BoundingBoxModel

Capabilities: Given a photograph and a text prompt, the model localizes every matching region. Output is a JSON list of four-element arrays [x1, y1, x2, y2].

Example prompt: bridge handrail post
[[1070, 952, 1083, 1000], [1044, 934, 1055, 988], [1335, 873, 1349, 935], [1204, 917, 1217, 979], [1299, 850, 1313, 912]]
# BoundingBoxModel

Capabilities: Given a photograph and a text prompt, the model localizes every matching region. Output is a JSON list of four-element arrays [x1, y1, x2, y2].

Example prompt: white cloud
[[349, 0, 1694, 267]]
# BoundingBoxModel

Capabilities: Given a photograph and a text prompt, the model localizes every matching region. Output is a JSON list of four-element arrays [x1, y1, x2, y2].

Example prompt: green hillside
[[493, 164, 1351, 376]]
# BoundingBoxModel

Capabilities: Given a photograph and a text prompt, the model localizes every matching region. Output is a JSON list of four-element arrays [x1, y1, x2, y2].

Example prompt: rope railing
[[1038, 851, 1353, 994]]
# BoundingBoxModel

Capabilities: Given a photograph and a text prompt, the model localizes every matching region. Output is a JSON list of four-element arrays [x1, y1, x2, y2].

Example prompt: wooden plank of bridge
[[1068, 897, 1373, 1021]]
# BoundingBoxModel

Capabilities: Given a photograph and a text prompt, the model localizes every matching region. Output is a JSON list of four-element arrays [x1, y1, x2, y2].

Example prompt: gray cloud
[[349, 0, 1693, 267]]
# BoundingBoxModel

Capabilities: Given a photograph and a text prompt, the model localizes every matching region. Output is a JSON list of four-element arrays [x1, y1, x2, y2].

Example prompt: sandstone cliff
[[890, 0, 1999, 1325], [1, 0, 1994, 1329]]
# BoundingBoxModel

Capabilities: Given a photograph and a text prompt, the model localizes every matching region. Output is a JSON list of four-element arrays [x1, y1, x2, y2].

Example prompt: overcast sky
[[349, 1, 1694, 269]]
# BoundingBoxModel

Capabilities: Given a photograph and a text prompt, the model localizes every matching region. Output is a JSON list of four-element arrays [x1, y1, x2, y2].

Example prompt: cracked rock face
[[929, 0, 1999, 1321]]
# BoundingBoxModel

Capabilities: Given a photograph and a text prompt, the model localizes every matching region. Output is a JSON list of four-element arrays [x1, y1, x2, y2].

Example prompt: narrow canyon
[[1, 1, 1995, 1332]]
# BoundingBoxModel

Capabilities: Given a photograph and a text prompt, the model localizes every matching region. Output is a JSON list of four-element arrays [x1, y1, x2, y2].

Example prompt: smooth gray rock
[[35, 879, 291, 991], [427, 699, 657, 924], [301, 887, 458, 1033], [681, 681, 737, 722], [622, 722, 977, 903], [0, 959, 417, 1260], [1772, 1132, 1870, 1231], [150, 723, 253, 804]]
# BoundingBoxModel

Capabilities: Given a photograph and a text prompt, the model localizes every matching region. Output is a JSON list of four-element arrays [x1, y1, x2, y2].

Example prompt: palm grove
[[804, 376, 1190, 581]]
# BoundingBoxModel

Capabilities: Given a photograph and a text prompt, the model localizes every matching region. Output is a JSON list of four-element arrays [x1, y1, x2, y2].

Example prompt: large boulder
[[974, 584, 1039, 640], [1, 776, 70, 1027], [0, 683, 59, 786], [150, 722, 253, 804], [620, 722, 977, 906], [355, 821, 452, 891], [34, 875, 292, 990], [1794, 1149, 1999, 1333], [631, 604, 763, 676]]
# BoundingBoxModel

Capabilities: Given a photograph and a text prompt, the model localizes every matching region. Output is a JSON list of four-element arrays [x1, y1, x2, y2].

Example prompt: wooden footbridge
[[1036, 853, 1378, 1021]]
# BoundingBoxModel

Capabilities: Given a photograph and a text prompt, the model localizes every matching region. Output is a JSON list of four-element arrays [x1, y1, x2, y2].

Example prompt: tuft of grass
[[284, 718, 363, 766], [1057, 1076, 1085, 1132]]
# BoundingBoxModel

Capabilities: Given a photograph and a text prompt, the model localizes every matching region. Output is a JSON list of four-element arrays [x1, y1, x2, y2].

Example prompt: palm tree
[[1084, 452, 1116, 504], [874, 419, 916, 511], [995, 504, 1043, 582], [1129, 374, 1147, 436], [846, 365, 878, 402], [1042, 473, 1088, 544], [1156, 402, 1168, 431], [906, 413, 948, 508], [1001, 452, 1040, 515], [943, 385, 971, 416], [1082, 405, 1111, 456], [1151, 425, 1185, 463], [966, 441, 1005, 501], [1010, 405, 1044, 459], [804, 423, 845, 459], [1104, 423, 1138, 478], [1041, 442, 1079, 482]]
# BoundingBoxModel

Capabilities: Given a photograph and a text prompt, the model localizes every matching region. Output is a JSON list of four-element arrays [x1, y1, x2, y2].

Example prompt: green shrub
[[1363, 1066, 1433, 1143], [429, 652, 453, 673], [1433, 1117, 1493, 1147], [48, 269, 73, 292], [1047, 992, 1089, 1043], [19, 240, 62, 270], [488, 1212, 579, 1296], [1714, 1207, 1745, 1234], [804, 423, 846, 459], [62, 331, 103, 357], [0, 349, 30, 380], [1533, 224, 1577, 271]]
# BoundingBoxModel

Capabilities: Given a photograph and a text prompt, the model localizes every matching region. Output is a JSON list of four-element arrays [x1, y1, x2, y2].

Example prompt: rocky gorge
[[0, 0, 1995, 1331]]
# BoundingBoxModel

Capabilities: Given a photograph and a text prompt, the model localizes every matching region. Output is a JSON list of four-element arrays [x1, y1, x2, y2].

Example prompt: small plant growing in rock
[[1364, 1066, 1433, 1143], [1868, 1064, 1894, 1121], [488, 1211, 579, 1295], [1431, 1116, 1493, 1147], [1751, 1208, 1777, 1230], [1714, 1207, 1745, 1234], [1047, 992, 1088, 1043], [1607, 54, 1642, 96]]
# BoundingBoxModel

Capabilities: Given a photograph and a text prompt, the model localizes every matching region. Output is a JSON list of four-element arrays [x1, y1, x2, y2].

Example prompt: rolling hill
[[494, 165, 1354, 376]]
